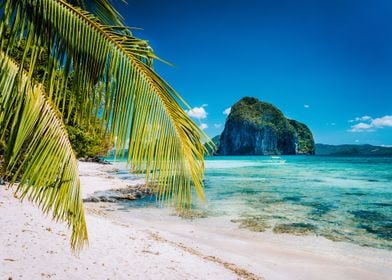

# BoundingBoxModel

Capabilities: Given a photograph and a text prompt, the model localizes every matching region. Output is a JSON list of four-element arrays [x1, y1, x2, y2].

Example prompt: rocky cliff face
[[217, 97, 315, 155], [288, 119, 315, 155]]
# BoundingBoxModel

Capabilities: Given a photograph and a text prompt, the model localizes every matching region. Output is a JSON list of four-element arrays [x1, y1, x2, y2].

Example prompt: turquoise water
[[201, 156, 392, 249], [111, 156, 392, 250]]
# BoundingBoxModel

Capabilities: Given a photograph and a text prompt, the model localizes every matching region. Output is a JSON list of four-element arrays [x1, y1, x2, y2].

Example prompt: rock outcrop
[[288, 119, 315, 155], [216, 97, 315, 155], [83, 184, 154, 203]]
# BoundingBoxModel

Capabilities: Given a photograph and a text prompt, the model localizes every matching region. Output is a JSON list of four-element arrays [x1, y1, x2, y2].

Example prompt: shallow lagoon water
[[110, 156, 392, 250]]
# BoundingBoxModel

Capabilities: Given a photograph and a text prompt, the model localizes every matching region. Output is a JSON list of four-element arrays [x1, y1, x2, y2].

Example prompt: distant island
[[208, 97, 315, 155], [207, 140, 392, 157], [205, 97, 392, 157], [315, 144, 392, 156]]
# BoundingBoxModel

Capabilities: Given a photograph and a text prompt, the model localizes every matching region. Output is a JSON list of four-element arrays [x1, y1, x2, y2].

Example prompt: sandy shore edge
[[1, 161, 391, 280]]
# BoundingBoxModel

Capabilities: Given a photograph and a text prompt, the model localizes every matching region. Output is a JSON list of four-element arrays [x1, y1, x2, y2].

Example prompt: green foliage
[[228, 96, 296, 141], [288, 119, 315, 155], [229, 97, 288, 130], [67, 124, 112, 158], [0, 138, 5, 178], [2, 31, 111, 159], [0, 0, 208, 250], [0, 136, 5, 155], [0, 54, 87, 249]]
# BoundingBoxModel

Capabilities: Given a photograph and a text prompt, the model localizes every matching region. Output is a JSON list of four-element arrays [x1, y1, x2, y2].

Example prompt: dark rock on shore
[[79, 156, 111, 165], [83, 184, 154, 203]]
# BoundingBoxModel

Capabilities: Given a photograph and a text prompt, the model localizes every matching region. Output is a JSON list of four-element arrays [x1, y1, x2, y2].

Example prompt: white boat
[[269, 156, 286, 164]]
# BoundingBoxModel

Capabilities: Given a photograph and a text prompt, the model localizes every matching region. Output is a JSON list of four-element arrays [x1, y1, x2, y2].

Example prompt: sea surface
[[108, 156, 392, 250]]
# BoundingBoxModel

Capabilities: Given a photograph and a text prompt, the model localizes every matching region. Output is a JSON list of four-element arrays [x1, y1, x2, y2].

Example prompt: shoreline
[[1, 161, 391, 279], [92, 203, 392, 280]]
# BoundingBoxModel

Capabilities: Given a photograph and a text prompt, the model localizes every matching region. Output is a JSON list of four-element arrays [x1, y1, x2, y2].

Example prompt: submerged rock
[[217, 97, 315, 155], [176, 209, 209, 219], [350, 210, 387, 222], [231, 216, 271, 232], [273, 222, 317, 235]]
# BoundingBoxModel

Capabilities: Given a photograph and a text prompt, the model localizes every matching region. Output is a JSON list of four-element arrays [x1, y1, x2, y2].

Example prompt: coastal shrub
[[1, 35, 113, 160], [66, 125, 113, 159]]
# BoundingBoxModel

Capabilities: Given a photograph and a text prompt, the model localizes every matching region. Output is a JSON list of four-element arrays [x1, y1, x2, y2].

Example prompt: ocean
[[108, 156, 392, 250]]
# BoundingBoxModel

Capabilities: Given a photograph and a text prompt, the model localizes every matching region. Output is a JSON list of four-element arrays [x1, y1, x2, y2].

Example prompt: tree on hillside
[[0, 0, 207, 251]]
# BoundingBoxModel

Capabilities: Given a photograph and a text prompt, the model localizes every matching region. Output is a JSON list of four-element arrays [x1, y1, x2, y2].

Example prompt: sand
[[1, 162, 391, 280]]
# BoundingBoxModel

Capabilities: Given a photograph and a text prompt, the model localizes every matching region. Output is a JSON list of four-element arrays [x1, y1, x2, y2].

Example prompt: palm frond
[[1, 0, 209, 208], [69, 0, 127, 26], [0, 52, 87, 250]]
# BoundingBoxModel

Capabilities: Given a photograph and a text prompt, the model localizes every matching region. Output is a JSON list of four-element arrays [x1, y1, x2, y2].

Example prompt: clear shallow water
[[110, 156, 392, 250]]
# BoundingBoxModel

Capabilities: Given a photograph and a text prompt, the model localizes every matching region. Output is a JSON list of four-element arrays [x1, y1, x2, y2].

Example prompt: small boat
[[270, 156, 286, 164]]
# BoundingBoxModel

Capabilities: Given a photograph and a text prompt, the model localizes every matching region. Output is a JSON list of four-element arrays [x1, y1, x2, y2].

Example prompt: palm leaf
[[69, 0, 127, 26], [1, 0, 208, 206], [0, 52, 87, 250]]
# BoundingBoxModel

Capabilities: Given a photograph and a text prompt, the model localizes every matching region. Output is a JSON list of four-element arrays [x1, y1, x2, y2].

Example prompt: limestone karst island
[[210, 97, 315, 155]]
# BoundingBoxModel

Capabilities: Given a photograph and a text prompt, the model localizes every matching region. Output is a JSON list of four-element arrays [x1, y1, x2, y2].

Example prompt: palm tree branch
[[2, 0, 210, 207], [0, 51, 88, 251]]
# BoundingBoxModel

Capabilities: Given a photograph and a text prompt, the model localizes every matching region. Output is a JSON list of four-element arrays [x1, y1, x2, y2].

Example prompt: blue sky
[[118, 0, 392, 145]]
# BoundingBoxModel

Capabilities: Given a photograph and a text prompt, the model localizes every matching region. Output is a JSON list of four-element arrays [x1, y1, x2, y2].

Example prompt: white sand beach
[[1, 162, 391, 280]]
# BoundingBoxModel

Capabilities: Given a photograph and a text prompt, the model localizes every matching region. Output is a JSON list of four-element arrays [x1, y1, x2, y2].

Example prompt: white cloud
[[371, 115, 392, 128], [186, 106, 207, 119], [304, 104, 310, 108], [214, 123, 222, 128], [349, 122, 374, 132], [349, 116, 372, 123], [349, 115, 392, 132], [200, 123, 208, 130], [355, 115, 372, 122], [355, 140, 360, 143], [223, 107, 231, 116]]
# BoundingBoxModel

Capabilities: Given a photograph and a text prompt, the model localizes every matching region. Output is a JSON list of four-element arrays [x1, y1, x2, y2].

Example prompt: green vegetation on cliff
[[288, 119, 315, 155], [228, 97, 296, 138], [217, 97, 315, 155]]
